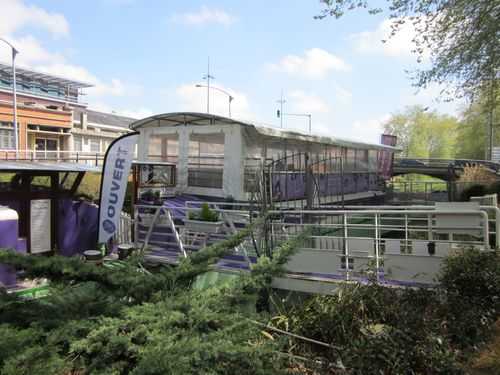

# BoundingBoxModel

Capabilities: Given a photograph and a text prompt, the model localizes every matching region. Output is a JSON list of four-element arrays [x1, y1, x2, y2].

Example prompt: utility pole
[[202, 57, 215, 114], [276, 90, 286, 128]]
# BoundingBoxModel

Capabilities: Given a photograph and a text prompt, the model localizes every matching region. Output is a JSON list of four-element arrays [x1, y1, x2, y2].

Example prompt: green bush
[[189, 203, 220, 222], [438, 248, 500, 347], [0, 224, 304, 375]]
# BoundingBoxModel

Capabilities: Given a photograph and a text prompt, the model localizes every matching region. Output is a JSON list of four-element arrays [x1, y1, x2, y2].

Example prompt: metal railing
[[115, 211, 134, 244], [394, 158, 500, 174], [133, 199, 497, 286], [267, 208, 492, 285], [0, 149, 106, 166]]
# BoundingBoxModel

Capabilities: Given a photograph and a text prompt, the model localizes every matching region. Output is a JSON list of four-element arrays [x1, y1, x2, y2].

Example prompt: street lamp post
[[0, 38, 19, 151], [195, 84, 234, 118], [202, 57, 215, 114]]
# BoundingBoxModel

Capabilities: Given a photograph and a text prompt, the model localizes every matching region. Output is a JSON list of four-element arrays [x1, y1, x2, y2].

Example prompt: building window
[[73, 135, 82, 151], [90, 138, 100, 153], [0, 122, 14, 149]]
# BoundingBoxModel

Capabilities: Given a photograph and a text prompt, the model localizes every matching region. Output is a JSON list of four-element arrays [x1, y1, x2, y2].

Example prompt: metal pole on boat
[[276, 90, 286, 128]]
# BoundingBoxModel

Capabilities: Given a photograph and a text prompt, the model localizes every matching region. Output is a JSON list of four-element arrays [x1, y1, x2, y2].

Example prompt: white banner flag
[[98, 132, 138, 244]]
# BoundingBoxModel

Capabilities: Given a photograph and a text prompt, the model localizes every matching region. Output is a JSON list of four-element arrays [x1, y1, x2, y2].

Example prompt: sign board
[[30, 199, 51, 253], [139, 164, 176, 187], [98, 132, 138, 244]]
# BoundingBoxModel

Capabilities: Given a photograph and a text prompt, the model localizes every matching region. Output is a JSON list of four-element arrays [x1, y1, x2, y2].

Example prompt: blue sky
[[0, 0, 464, 143]]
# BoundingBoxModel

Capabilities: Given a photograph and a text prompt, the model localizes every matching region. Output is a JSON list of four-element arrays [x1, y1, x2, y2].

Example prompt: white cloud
[[0, 0, 69, 37], [334, 86, 353, 105], [89, 103, 153, 120], [269, 48, 351, 79], [119, 108, 154, 119], [0, 35, 64, 65], [289, 90, 330, 114], [400, 83, 464, 116], [351, 114, 392, 143], [176, 82, 251, 120], [33, 63, 140, 98], [350, 18, 430, 60], [171, 6, 236, 26]]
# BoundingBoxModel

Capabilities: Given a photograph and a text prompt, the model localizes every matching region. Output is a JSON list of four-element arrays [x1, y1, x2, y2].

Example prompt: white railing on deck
[[115, 211, 133, 244], [268, 208, 492, 285]]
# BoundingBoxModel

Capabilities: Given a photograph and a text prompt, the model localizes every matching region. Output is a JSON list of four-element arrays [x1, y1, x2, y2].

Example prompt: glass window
[[345, 148, 355, 171], [0, 122, 14, 149], [148, 134, 179, 162], [188, 133, 224, 188], [73, 135, 82, 151], [90, 138, 100, 153], [356, 149, 368, 171], [368, 150, 378, 171]]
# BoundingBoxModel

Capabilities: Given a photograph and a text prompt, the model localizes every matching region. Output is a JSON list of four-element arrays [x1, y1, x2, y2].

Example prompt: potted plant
[[185, 203, 224, 233]]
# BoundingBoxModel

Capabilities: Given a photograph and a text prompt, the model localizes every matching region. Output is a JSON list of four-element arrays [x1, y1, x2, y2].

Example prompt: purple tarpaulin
[[57, 199, 98, 256], [271, 172, 380, 201], [379, 134, 397, 179], [0, 206, 19, 286]]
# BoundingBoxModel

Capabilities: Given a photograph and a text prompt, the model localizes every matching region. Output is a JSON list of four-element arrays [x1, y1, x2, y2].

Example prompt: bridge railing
[[394, 158, 500, 173]]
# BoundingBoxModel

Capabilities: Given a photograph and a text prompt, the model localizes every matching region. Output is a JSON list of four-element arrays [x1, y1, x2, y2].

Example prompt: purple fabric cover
[[57, 199, 98, 256], [0, 209, 19, 286], [271, 172, 380, 201]]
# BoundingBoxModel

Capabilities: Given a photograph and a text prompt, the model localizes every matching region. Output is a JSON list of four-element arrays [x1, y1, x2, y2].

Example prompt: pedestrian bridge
[[393, 158, 500, 180]]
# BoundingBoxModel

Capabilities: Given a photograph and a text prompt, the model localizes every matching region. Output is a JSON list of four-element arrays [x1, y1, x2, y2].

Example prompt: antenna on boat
[[202, 57, 215, 114], [276, 89, 286, 128]]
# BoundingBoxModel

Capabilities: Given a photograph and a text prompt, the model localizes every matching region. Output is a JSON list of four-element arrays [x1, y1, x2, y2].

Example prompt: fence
[[267, 208, 491, 285], [0, 149, 106, 166]]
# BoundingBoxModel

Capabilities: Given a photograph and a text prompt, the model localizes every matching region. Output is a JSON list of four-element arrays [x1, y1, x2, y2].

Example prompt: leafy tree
[[316, 0, 500, 101], [383, 105, 458, 158], [455, 88, 500, 159]]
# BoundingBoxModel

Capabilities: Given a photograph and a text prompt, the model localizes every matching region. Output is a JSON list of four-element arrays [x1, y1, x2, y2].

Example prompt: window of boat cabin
[[368, 149, 378, 172], [345, 148, 356, 171], [188, 133, 224, 188], [355, 149, 369, 171], [148, 134, 179, 163]]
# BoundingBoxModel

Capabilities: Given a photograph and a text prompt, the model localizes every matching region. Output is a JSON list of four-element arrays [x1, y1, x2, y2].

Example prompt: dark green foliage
[[0, 223, 301, 374], [439, 249, 500, 347], [1, 232, 499, 373], [270, 249, 500, 374]]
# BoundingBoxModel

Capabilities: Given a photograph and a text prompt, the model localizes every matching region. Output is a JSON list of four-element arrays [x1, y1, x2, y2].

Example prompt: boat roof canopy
[[130, 112, 399, 151]]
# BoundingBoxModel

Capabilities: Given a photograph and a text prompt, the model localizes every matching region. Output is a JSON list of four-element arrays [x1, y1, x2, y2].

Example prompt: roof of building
[[0, 160, 101, 173], [0, 62, 93, 89], [130, 112, 400, 151], [73, 108, 136, 129]]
